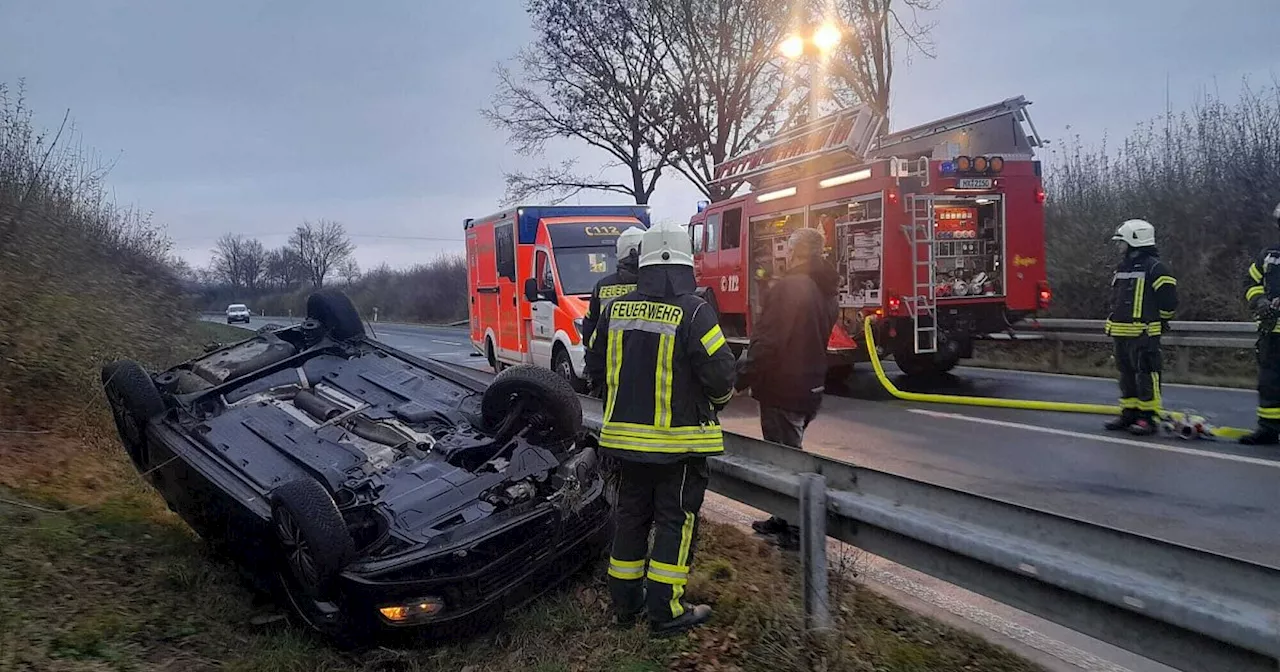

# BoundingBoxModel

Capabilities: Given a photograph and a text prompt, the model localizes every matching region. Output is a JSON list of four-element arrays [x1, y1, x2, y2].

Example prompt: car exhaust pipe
[[294, 389, 343, 422]]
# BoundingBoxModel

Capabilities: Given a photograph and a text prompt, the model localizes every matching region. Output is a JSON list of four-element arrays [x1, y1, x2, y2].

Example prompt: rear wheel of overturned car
[[269, 477, 359, 642], [306, 289, 365, 341], [100, 360, 165, 470], [481, 364, 583, 448]]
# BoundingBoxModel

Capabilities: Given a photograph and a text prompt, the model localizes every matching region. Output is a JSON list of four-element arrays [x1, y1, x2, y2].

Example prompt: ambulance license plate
[[956, 178, 993, 189]]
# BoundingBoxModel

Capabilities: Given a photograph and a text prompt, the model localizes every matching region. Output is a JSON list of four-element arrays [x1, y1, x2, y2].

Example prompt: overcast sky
[[2, 0, 1277, 271]]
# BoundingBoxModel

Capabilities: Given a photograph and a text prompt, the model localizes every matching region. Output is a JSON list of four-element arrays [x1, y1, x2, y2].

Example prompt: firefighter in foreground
[[1103, 219, 1178, 435], [582, 225, 645, 398], [1238, 202, 1280, 446], [584, 221, 736, 636]]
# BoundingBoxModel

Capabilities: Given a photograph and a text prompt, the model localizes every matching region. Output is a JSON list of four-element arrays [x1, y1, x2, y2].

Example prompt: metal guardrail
[[426, 358, 1280, 672]]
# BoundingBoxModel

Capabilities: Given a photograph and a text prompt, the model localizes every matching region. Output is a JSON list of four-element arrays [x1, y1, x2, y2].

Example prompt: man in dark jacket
[[585, 221, 737, 637], [582, 226, 645, 397], [734, 227, 838, 546]]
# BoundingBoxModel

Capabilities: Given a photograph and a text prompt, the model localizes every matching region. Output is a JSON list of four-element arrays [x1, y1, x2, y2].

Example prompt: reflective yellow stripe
[[1152, 276, 1176, 289], [709, 390, 733, 405], [604, 329, 623, 422], [608, 557, 646, 581], [1135, 372, 1162, 411], [1250, 263, 1263, 283], [665, 510, 697, 618], [654, 333, 675, 428], [1159, 310, 1175, 319], [1246, 285, 1265, 301], [599, 436, 724, 454], [646, 559, 689, 585], [700, 324, 727, 356], [1132, 277, 1144, 320], [605, 421, 722, 436], [1105, 321, 1163, 337], [1258, 407, 1280, 419], [1119, 397, 1140, 409]]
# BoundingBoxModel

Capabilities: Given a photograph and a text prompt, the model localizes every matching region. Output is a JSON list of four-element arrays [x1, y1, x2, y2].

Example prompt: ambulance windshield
[[553, 247, 615, 296]]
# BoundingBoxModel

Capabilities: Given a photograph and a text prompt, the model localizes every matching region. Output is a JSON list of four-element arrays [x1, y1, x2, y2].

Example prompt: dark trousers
[[1256, 333, 1280, 431], [607, 458, 709, 624], [1114, 335, 1162, 420], [759, 405, 816, 448]]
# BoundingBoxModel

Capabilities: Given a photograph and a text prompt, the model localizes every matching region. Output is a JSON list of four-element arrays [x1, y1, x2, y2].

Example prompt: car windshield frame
[[228, 305, 248, 312], [551, 246, 616, 296]]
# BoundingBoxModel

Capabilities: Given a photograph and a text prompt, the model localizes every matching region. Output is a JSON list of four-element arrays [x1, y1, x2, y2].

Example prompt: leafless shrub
[[1044, 79, 1280, 320]]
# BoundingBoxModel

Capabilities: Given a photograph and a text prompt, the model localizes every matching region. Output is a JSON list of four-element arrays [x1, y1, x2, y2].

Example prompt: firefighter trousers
[[1114, 335, 1162, 420], [606, 458, 709, 624], [1255, 333, 1280, 431]]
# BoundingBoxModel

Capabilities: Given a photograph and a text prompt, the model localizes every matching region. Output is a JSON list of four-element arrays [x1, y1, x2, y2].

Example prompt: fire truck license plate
[[956, 178, 993, 189]]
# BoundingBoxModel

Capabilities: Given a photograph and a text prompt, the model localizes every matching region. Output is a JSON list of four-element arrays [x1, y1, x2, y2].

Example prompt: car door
[[529, 248, 557, 368]]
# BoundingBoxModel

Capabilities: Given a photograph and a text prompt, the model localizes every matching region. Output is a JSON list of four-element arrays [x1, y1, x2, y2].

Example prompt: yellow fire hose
[[861, 315, 1250, 440]]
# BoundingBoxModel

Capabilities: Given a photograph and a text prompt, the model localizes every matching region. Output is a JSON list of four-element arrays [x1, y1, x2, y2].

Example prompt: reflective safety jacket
[[1105, 249, 1177, 338], [584, 290, 737, 464], [582, 267, 638, 349], [1244, 245, 1280, 333]]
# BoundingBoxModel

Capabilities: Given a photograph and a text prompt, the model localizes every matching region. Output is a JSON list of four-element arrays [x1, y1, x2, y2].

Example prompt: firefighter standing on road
[[1238, 202, 1280, 446], [584, 221, 736, 637], [582, 226, 645, 398], [1103, 219, 1178, 436]]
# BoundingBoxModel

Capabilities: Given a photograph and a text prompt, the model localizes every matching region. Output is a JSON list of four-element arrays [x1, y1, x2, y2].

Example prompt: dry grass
[[971, 340, 1257, 388]]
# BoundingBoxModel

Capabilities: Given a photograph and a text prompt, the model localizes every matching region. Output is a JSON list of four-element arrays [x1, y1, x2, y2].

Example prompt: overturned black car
[[101, 290, 611, 643]]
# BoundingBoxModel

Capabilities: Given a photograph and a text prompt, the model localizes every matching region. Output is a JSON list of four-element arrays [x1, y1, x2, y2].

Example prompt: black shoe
[[1105, 414, 1136, 431], [649, 604, 712, 638], [1239, 429, 1280, 446], [1127, 418, 1157, 436], [751, 516, 790, 535], [773, 525, 801, 551], [612, 607, 646, 629]]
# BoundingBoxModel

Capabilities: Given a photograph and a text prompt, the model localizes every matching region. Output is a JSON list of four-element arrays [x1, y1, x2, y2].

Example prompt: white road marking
[[430, 339, 464, 346], [907, 408, 1280, 468]]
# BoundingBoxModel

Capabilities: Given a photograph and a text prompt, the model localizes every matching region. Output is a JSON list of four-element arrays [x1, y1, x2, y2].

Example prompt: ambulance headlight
[[574, 318, 584, 336]]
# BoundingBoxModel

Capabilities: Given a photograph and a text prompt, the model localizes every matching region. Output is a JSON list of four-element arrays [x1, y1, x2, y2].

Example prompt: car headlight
[[574, 318, 583, 336], [378, 596, 446, 624]]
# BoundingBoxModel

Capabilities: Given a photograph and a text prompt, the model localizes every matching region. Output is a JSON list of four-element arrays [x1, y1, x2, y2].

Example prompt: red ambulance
[[465, 205, 651, 390], [689, 96, 1051, 379]]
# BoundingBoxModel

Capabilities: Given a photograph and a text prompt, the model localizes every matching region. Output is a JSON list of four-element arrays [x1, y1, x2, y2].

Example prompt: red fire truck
[[688, 96, 1051, 379], [465, 205, 651, 390]]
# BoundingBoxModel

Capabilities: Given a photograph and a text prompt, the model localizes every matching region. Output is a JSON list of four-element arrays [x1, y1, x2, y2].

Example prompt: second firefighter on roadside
[[1103, 219, 1178, 435], [584, 221, 736, 637], [582, 225, 645, 398], [1238, 202, 1280, 446]]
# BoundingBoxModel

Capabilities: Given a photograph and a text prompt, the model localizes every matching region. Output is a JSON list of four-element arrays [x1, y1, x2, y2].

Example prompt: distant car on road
[[225, 303, 252, 324], [101, 290, 610, 644]]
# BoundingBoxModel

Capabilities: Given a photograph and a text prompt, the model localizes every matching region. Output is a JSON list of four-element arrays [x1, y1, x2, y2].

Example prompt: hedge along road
[[206, 315, 1279, 566], [200, 316, 1280, 672]]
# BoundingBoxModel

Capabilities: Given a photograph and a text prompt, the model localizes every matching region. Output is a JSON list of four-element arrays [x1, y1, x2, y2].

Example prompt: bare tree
[[337, 257, 362, 286], [211, 233, 267, 290], [650, 0, 797, 202], [483, 0, 679, 205], [820, 0, 942, 126], [265, 246, 305, 289], [289, 219, 354, 288]]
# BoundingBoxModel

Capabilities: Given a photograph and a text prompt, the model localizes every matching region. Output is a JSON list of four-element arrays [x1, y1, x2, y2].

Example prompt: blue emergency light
[[696, 200, 710, 213], [939, 160, 957, 176]]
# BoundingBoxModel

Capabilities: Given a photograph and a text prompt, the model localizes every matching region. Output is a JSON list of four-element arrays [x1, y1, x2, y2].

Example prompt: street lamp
[[778, 21, 844, 120]]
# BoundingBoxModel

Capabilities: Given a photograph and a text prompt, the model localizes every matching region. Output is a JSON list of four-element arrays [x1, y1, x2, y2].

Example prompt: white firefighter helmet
[[615, 226, 645, 258], [639, 221, 694, 268], [1112, 218, 1156, 248]]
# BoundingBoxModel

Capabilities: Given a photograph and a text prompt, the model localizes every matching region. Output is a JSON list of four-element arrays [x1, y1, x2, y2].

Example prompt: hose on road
[[861, 315, 1250, 440]]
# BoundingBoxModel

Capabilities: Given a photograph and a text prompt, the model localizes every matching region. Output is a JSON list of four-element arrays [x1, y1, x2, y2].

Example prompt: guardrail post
[[1051, 339, 1064, 372], [799, 472, 833, 633], [374, 307, 379, 323], [1174, 345, 1190, 378]]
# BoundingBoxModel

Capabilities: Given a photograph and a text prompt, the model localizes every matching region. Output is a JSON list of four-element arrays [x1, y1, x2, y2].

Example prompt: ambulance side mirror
[[524, 278, 540, 303]]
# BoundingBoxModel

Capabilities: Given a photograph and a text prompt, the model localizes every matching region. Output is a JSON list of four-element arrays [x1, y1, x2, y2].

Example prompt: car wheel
[[552, 346, 587, 393], [481, 364, 583, 447], [269, 478, 358, 641], [100, 360, 165, 470], [306, 289, 365, 341]]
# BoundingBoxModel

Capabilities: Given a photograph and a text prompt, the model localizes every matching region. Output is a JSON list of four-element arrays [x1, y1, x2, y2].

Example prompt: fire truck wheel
[[552, 346, 587, 394], [894, 349, 960, 378]]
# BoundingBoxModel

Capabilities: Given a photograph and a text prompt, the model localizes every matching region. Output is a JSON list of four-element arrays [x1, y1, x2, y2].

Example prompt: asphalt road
[[209, 315, 1280, 671]]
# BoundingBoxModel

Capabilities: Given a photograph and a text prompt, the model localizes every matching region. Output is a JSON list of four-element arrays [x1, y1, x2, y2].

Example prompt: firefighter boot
[[1128, 416, 1158, 436], [1104, 410, 1138, 432], [1239, 428, 1280, 446]]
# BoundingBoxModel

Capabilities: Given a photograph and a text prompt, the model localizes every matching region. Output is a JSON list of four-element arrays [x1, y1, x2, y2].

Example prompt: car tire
[[306, 289, 365, 341], [481, 364, 583, 447], [100, 360, 166, 470], [552, 346, 587, 394], [269, 478, 358, 642]]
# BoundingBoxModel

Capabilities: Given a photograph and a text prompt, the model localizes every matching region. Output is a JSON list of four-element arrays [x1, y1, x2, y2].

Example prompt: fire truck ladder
[[903, 195, 938, 354]]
